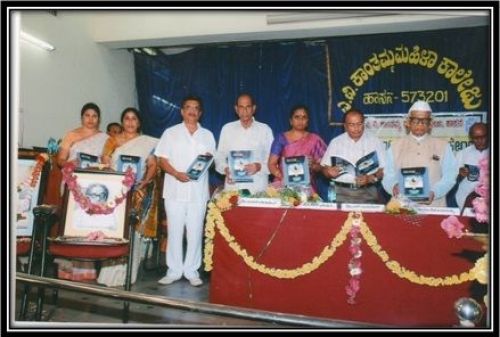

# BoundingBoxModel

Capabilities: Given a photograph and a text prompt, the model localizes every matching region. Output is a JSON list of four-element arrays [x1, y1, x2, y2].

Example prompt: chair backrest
[[59, 169, 133, 241]]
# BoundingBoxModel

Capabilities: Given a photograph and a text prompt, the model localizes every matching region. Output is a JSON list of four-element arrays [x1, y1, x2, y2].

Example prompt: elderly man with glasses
[[382, 100, 458, 207], [320, 108, 387, 204]]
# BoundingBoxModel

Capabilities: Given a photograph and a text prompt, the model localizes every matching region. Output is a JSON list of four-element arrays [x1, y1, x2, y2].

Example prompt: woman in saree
[[267, 105, 327, 193], [99, 107, 160, 286], [57, 102, 109, 169], [55, 102, 109, 281]]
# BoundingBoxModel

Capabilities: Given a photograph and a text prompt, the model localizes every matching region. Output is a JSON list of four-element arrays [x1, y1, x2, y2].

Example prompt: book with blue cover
[[78, 152, 99, 169], [282, 155, 310, 187], [228, 150, 254, 183], [465, 164, 480, 182], [117, 154, 142, 181], [399, 166, 430, 201], [187, 154, 214, 180], [331, 151, 379, 180]]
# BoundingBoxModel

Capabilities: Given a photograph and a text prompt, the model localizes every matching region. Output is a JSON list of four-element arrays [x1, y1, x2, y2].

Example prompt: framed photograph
[[61, 170, 131, 240], [16, 151, 49, 237]]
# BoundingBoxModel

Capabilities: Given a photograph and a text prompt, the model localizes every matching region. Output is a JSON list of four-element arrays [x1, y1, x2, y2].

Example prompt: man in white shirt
[[454, 122, 489, 209], [383, 101, 458, 207], [155, 95, 216, 287], [215, 93, 274, 194], [320, 109, 386, 204]]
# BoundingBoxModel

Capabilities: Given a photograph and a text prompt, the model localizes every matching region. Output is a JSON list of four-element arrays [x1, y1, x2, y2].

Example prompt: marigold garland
[[204, 192, 479, 286], [204, 199, 351, 278], [61, 161, 135, 215], [360, 220, 476, 286], [17, 153, 48, 191]]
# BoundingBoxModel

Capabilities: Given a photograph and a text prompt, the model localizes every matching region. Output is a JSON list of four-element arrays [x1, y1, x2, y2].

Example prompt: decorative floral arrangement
[[346, 212, 363, 304], [18, 153, 48, 191], [385, 196, 417, 215], [61, 161, 135, 215], [249, 186, 321, 206], [17, 154, 48, 221], [472, 157, 489, 223], [204, 190, 480, 306], [439, 157, 489, 308], [440, 157, 489, 236], [204, 190, 350, 280], [440, 215, 465, 239]]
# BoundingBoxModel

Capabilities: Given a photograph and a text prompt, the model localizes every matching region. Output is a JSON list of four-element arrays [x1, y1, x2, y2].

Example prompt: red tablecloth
[[208, 207, 485, 327]]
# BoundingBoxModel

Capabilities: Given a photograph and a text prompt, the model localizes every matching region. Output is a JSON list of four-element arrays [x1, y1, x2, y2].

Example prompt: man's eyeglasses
[[345, 122, 364, 128], [409, 118, 431, 126]]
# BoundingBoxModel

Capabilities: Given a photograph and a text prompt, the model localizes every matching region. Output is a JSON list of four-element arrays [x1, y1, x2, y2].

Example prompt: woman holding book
[[267, 105, 327, 192], [57, 102, 109, 169], [99, 107, 159, 286], [55, 102, 109, 282]]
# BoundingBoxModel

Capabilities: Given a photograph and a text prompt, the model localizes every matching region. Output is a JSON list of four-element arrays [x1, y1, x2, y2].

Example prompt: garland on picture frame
[[61, 161, 135, 215]]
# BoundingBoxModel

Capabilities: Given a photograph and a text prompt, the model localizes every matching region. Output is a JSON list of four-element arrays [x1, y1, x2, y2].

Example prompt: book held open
[[331, 151, 379, 181]]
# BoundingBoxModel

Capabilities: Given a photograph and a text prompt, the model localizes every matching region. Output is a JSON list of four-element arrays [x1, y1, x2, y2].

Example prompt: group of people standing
[[55, 94, 489, 287]]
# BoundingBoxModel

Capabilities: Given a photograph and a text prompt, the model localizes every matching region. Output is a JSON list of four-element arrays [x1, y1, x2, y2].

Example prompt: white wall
[[19, 11, 137, 148]]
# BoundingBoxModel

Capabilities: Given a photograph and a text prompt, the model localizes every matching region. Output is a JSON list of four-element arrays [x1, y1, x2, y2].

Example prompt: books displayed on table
[[78, 152, 99, 169], [228, 150, 254, 183], [186, 154, 214, 180], [399, 166, 430, 201], [117, 155, 142, 180], [282, 155, 310, 187], [331, 151, 379, 180], [465, 164, 480, 182]]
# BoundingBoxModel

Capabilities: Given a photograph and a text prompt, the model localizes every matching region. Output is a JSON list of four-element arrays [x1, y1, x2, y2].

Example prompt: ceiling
[[84, 9, 490, 51]]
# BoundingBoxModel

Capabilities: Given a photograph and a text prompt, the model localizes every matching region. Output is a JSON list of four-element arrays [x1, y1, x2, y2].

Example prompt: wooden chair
[[19, 169, 138, 323]]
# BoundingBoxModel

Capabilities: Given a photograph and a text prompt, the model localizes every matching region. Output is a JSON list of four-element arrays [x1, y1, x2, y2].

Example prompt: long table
[[207, 206, 485, 327]]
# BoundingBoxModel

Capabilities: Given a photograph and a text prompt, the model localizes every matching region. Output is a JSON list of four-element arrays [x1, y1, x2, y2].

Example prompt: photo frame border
[[61, 170, 131, 240]]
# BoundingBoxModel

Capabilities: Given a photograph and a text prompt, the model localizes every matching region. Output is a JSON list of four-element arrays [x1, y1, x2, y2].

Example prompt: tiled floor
[[14, 262, 288, 328]]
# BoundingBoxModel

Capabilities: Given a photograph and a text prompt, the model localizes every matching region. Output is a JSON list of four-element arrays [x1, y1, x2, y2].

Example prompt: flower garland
[[61, 161, 135, 215], [346, 212, 363, 304], [204, 192, 352, 278], [472, 157, 489, 223], [17, 153, 48, 191], [204, 191, 481, 297], [17, 154, 49, 221], [361, 220, 477, 286]]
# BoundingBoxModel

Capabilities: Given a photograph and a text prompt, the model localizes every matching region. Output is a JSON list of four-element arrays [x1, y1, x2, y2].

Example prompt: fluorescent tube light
[[20, 31, 55, 51], [142, 47, 157, 56]]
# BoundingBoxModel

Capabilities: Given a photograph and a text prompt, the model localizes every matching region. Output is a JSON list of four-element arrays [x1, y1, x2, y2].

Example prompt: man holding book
[[155, 95, 216, 287], [454, 122, 489, 209], [382, 100, 458, 207], [215, 93, 274, 194], [320, 108, 386, 204]]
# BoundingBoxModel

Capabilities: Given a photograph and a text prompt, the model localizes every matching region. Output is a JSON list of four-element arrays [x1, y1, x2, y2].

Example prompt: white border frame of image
[[63, 171, 127, 239]]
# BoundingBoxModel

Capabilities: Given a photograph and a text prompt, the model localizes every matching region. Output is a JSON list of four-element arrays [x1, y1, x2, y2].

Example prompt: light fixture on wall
[[20, 31, 55, 51], [142, 47, 158, 56]]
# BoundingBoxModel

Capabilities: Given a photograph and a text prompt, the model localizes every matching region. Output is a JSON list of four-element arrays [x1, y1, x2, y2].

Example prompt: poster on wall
[[363, 112, 486, 152]]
